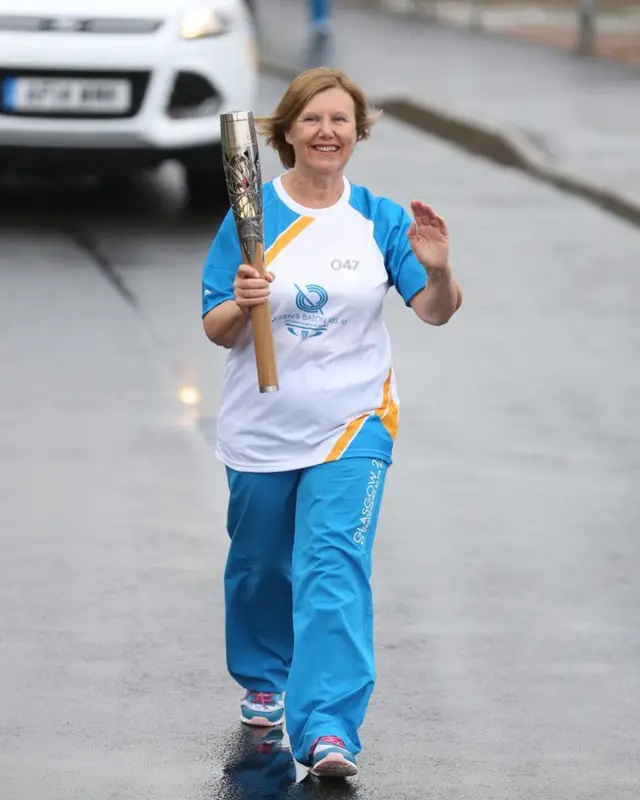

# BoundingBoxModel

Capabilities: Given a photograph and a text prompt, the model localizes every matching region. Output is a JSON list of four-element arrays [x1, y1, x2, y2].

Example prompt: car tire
[[184, 156, 227, 210]]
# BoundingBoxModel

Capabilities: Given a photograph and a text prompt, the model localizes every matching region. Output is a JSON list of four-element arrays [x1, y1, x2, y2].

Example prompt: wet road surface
[[257, 0, 640, 211], [1, 74, 639, 799]]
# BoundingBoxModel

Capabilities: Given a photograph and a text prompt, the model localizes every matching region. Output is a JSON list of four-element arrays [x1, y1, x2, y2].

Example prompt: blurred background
[[364, 0, 640, 62], [1, 1, 639, 799]]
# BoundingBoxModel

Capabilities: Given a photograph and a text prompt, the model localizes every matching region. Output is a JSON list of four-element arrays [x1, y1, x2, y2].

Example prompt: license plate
[[2, 77, 132, 114]]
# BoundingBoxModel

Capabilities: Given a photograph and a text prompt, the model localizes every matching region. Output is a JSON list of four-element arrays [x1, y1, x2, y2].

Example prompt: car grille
[[0, 15, 163, 34], [0, 68, 151, 119]]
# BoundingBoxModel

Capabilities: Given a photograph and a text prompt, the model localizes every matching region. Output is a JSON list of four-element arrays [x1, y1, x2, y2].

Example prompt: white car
[[0, 0, 258, 204]]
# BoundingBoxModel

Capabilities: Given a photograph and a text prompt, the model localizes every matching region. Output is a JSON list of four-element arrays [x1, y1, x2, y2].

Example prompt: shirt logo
[[295, 284, 328, 314], [287, 284, 328, 339], [272, 283, 348, 340]]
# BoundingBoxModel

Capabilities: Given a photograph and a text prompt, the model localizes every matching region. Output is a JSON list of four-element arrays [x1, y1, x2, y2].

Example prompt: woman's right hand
[[233, 264, 275, 314]]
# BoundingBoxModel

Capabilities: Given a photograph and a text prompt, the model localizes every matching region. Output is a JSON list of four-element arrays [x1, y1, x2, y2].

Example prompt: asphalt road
[[1, 73, 639, 800], [257, 0, 640, 210]]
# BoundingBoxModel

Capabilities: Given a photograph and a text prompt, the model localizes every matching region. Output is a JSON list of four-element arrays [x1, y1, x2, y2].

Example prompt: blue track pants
[[224, 457, 388, 765]]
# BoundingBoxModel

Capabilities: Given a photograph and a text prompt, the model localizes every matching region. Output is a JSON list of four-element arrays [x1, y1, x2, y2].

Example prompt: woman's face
[[285, 87, 358, 176]]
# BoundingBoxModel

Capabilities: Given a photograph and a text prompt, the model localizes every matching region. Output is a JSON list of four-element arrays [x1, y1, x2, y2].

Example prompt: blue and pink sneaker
[[309, 735, 358, 778], [240, 690, 285, 727]]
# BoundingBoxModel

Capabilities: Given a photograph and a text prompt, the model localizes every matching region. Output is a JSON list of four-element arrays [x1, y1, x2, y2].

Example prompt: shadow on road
[[203, 726, 363, 800], [0, 165, 227, 233]]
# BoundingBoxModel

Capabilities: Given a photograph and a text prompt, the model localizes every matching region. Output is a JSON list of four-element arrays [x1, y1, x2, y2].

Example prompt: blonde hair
[[255, 67, 380, 169]]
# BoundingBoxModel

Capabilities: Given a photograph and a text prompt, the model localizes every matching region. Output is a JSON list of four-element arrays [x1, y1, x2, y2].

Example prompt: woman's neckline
[[273, 174, 351, 216]]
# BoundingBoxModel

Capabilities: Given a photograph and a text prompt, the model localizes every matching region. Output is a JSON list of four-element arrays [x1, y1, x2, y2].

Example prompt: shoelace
[[248, 691, 275, 706]]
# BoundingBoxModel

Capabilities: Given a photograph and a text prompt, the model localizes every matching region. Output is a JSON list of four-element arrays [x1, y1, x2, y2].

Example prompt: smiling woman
[[255, 68, 379, 172], [200, 66, 463, 782]]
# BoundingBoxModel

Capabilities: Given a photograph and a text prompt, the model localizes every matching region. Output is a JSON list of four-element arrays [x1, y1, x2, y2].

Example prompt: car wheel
[[184, 159, 227, 210]]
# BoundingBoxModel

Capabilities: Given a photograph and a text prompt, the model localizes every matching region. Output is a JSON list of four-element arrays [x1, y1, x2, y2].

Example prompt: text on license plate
[[2, 77, 132, 113]]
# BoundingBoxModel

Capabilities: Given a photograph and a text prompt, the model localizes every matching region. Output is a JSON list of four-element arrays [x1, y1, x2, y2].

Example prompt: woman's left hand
[[407, 200, 450, 272]]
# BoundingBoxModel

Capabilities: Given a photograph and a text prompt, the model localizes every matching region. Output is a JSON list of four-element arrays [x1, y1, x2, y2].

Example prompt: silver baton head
[[220, 111, 264, 264]]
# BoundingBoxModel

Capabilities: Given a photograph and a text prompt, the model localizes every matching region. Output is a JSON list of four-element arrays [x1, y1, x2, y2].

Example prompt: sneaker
[[309, 735, 358, 778], [240, 690, 285, 727]]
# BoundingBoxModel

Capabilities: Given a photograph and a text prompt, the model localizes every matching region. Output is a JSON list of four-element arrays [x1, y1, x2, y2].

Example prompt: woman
[[201, 67, 462, 779]]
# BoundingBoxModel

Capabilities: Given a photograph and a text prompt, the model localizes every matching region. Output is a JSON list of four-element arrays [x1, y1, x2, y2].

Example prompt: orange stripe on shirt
[[377, 369, 399, 441], [324, 369, 398, 463], [324, 413, 369, 462], [375, 370, 392, 417], [380, 396, 399, 441], [265, 216, 315, 266]]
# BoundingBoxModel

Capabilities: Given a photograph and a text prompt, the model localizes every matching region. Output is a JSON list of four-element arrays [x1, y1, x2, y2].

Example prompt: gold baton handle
[[248, 242, 278, 393]]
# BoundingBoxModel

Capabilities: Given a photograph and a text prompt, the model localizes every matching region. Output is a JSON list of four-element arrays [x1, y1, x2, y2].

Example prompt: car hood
[[0, 0, 221, 19]]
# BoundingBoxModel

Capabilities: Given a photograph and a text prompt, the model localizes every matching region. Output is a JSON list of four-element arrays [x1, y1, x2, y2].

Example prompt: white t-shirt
[[201, 175, 427, 473]]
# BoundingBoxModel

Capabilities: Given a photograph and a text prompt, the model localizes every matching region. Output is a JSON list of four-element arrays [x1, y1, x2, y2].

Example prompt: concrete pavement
[[1, 72, 640, 798], [256, 0, 640, 225], [0, 208, 233, 799]]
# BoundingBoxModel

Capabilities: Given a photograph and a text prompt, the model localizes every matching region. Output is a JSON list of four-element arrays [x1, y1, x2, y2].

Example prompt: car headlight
[[180, 6, 229, 39]]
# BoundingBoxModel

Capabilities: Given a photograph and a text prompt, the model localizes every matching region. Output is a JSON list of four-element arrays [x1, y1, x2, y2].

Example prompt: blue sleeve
[[374, 198, 427, 306], [201, 209, 242, 318]]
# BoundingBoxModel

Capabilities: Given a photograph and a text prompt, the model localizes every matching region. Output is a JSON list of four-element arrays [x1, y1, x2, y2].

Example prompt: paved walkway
[[257, 0, 640, 212]]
